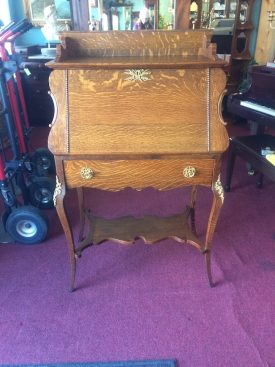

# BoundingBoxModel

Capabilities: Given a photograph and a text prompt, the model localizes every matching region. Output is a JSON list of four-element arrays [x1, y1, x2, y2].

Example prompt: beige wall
[[254, 0, 275, 64]]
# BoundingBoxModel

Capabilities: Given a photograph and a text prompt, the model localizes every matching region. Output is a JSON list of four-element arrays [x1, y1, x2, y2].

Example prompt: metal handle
[[80, 167, 94, 180], [183, 166, 196, 178], [48, 91, 58, 128], [218, 89, 227, 126]]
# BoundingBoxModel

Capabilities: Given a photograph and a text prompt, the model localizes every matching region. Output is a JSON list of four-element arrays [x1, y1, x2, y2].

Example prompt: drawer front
[[64, 159, 215, 190]]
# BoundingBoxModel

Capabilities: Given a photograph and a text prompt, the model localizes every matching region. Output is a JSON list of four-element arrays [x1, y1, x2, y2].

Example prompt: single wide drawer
[[64, 159, 215, 190]]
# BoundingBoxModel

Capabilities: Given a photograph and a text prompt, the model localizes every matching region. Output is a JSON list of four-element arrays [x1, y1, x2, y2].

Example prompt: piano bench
[[225, 134, 275, 191]]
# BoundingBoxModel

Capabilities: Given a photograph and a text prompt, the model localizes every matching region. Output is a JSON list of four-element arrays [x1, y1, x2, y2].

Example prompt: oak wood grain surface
[[48, 55, 225, 69], [68, 68, 207, 155], [64, 158, 214, 190], [53, 30, 215, 61], [47, 30, 229, 290], [82, 211, 202, 248], [49, 67, 228, 155]]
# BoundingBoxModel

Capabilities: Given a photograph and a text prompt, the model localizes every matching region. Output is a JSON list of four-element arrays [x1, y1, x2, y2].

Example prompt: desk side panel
[[48, 70, 68, 154], [209, 68, 229, 152], [68, 68, 208, 155]]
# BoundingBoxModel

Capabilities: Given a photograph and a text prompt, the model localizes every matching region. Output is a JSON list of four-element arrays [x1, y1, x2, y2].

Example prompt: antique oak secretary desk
[[47, 30, 229, 291]]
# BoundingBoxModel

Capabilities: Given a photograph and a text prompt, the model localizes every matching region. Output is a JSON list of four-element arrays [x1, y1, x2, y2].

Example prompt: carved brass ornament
[[124, 69, 151, 82], [183, 166, 197, 178], [53, 176, 62, 207], [80, 167, 94, 180], [214, 175, 224, 203]]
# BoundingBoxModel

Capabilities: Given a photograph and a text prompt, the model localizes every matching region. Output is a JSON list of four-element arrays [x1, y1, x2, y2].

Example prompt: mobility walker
[[0, 19, 55, 244]]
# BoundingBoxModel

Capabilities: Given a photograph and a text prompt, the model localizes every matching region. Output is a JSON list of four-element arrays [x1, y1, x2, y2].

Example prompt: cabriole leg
[[54, 175, 76, 292], [204, 175, 224, 287]]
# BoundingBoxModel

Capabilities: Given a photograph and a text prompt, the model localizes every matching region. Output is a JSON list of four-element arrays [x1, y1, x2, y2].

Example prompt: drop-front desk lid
[[47, 30, 228, 156]]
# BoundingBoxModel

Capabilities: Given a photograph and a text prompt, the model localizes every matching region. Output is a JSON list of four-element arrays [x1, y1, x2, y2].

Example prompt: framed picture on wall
[[23, 0, 71, 26]]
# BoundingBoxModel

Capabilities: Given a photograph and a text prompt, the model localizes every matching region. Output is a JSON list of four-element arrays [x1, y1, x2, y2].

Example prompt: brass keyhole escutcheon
[[183, 166, 196, 178], [80, 167, 94, 180]]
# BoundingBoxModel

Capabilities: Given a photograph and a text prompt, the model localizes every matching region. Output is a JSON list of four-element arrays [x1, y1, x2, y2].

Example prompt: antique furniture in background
[[16, 46, 54, 126], [226, 64, 275, 128], [47, 30, 229, 290], [226, 0, 255, 92], [225, 64, 275, 191], [225, 134, 275, 191], [20, 57, 53, 127]]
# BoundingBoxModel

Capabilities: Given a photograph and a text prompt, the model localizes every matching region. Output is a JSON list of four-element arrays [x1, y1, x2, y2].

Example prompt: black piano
[[227, 65, 275, 128], [225, 65, 275, 191]]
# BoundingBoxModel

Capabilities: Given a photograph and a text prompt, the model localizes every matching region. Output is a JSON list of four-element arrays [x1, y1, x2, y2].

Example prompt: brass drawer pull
[[183, 166, 196, 178], [80, 167, 94, 180]]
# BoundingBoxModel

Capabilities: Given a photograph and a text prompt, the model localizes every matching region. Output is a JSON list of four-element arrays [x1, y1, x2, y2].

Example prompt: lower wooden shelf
[[75, 206, 203, 257]]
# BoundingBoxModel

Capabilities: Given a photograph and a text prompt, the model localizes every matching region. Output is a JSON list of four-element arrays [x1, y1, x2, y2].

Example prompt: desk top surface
[[47, 55, 225, 70]]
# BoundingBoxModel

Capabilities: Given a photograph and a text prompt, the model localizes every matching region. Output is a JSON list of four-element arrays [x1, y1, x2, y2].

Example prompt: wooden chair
[[225, 134, 275, 191]]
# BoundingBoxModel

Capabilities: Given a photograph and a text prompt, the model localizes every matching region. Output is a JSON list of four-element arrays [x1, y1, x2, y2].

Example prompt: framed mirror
[[23, 0, 72, 26]]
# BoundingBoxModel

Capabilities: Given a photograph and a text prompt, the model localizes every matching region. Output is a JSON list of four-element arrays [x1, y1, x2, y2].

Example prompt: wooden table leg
[[204, 175, 224, 287], [54, 175, 76, 292]]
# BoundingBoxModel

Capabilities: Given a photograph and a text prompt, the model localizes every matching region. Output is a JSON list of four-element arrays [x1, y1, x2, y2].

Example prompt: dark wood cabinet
[[227, 0, 255, 92], [20, 57, 54, 127]]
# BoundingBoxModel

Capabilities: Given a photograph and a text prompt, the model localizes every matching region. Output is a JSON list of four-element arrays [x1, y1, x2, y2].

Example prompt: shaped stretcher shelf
[[75, 206, 202, 257]]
